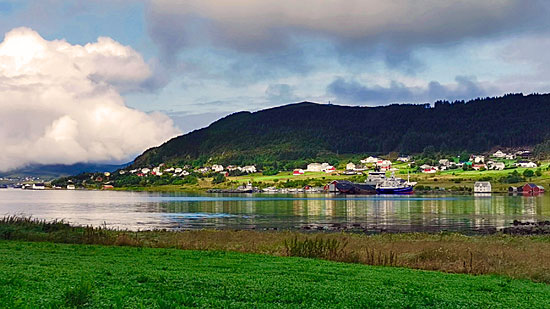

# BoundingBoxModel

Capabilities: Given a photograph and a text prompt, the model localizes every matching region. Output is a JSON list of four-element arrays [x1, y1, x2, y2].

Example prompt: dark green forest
[[133, 93, 550, 167]]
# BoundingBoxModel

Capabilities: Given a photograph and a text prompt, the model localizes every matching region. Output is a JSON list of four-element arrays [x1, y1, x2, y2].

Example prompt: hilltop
[[134, 93, 550, 167]]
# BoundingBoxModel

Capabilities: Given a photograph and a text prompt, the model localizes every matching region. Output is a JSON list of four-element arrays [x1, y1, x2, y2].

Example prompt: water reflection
[[0, 189, 549, 233]]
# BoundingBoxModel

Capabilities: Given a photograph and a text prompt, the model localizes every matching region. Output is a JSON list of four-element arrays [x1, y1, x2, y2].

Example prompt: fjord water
[[1, 189, 549, 233]]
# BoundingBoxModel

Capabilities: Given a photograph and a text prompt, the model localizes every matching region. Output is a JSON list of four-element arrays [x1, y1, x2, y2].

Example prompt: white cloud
[[0, 27, 180, 171]]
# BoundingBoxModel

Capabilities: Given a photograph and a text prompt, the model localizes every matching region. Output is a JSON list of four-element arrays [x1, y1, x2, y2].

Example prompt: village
[[31, 148, 545, 195]]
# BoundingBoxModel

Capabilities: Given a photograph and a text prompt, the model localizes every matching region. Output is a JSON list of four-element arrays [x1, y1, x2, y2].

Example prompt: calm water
[[1, 189, 549, 233]]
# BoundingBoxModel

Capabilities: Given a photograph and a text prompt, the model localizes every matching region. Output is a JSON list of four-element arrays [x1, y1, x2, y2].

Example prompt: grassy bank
[[1, 240, 550, 308], [2, 217, 550, 283]]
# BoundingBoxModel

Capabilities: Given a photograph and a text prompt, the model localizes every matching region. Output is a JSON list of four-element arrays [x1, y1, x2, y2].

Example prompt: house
[[141, 168, 151, 174], [523, 183, 545, 194], [517, 150, 532, 158], [419, 164, 432, 170], [174, 168, 183, 173], [474, 181, 492, 193], [505, 153, 516, 160], [212, 164, 224, 172], [32, 183, 46, 190], [361, 156, 379, 164], [346, 162, 356, 171], [516, 162, 537, 168], [306, 163, 324, 172], [324, 166, 336, 173], [491, 162, 505, 170], [492, 150, 507, 158], [472, 155, 485, 163], [397, 156, 411, 162], [438, 159, 450, 167], [241, 166, 257, 173], [293, 169, 305, 175], [376, 160, 392, 170]]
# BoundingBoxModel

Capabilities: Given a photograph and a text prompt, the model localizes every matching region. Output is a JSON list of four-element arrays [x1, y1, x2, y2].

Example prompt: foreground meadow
[[1, 240, 550, 308]]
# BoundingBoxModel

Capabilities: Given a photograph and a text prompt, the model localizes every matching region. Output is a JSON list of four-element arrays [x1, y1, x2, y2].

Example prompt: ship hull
[[376, 186, 415, 194], [333, 181, 376, 195]]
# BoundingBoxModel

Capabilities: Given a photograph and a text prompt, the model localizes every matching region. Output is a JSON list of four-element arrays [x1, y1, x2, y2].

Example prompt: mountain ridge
[[133, 93, 550, 167]]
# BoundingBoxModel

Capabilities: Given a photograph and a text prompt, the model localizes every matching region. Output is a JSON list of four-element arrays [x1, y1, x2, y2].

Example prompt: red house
[[522, 183, 545, 194]]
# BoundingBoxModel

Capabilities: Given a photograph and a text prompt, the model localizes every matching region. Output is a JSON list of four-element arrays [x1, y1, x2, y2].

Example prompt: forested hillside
[[133, 93, 550, 167]]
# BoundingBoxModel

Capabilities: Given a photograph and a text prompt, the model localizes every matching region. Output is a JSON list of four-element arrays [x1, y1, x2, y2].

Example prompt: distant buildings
[[474, 181, 492, 193]]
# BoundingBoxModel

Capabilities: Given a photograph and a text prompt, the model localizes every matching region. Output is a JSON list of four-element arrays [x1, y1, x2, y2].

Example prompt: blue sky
[[2, 0, 549, 133], [1, 0, 550, 168]]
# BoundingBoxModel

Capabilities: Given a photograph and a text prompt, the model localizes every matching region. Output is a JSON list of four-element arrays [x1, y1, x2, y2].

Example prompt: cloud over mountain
[[149, 0, 535, 56], [0, 27, 180, 172]]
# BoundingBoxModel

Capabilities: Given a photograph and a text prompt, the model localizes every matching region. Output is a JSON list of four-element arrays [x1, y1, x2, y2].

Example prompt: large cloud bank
[[149, 0, 533, 55], [0, 28, 180, 172]]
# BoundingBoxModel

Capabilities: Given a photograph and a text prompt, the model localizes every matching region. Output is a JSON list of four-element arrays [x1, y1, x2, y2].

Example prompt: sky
[[1, 0, 550, 171]]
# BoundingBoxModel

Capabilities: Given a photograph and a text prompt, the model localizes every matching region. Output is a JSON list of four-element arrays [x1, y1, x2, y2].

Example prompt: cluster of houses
[[293, 163, 336, 175], [474, 181, 545, 194], [419, 150, 538, 174], [126, 164, 257, 178]]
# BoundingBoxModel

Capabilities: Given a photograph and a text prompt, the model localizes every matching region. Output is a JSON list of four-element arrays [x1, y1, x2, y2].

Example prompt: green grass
[[1, 241, 550, 308]]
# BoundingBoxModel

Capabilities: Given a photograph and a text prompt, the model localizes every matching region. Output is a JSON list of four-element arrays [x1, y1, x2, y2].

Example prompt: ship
[[375, 173, 416, 194], [327, 171, 416, 195]]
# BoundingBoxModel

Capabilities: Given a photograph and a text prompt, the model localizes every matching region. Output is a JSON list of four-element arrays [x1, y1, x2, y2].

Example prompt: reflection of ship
[[375, 173, 416, 194]]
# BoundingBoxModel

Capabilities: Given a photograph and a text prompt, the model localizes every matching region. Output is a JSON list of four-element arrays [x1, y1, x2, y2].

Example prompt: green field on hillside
[[1, 241, 549, 308]]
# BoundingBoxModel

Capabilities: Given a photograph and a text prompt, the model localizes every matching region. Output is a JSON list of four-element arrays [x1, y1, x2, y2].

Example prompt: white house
[[492, 150, 507, 158], [489, 162, 506, 170], [174, 168, 183, 173], [212, 164, 224, 172], [32, 183, 46, 190], [346, 162, 356, 170], [361, 156, 379, 164], [141, 168, 151, 174], [472, 155, 485, 163], [474, 181, 492, 193], [306, 163, 324, 172], [516, 162, 537, 168], [241, 166, 257, 173], [438, 159, 450, 167]]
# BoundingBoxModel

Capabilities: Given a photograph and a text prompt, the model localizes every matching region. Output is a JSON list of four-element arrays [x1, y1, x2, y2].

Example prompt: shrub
[[63, 280, 93, 308]]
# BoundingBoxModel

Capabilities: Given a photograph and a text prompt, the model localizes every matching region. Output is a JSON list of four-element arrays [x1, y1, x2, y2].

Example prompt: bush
[[523, 169, 535, 178], [212, 173, 226, 184], [63, 280, 93, 308]]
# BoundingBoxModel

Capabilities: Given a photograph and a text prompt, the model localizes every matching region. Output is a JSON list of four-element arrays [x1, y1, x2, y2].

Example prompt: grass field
[[1, 240, 550, 308], [3, 217, 550, 284]]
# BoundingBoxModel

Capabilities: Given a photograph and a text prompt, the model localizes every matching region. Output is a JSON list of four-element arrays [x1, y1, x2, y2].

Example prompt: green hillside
[[134, 93, 550, 167]]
